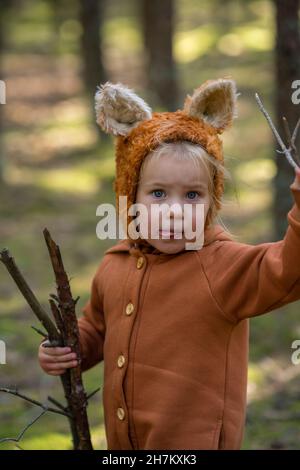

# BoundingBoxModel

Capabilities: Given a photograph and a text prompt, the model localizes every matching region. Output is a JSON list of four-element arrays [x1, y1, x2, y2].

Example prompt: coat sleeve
[[202, 185, 300, 323], [77, 256, 110, 372]]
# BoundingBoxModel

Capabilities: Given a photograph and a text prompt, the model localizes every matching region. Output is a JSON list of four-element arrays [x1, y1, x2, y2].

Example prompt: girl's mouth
[[159, 230, 183, 239]]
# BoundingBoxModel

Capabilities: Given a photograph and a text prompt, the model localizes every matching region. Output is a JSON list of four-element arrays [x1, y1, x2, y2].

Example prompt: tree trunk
[[141, 0, 178, 111], [79, 0, 107, 102], [274, 0, 300, 238]]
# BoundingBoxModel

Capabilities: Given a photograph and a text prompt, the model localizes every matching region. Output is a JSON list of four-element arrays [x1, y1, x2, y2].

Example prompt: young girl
[[39, 79, 300, 450]]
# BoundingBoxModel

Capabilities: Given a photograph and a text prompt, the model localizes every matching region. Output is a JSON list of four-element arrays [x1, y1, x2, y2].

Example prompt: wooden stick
[[49, 298, 65, 336], [0, 230, 94, 450], [255, 93, 300, 170], [43, 228, 93, 450]]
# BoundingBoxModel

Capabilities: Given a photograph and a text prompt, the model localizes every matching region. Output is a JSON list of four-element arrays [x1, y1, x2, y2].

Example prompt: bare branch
[[86, 387, 101, 401], [291, 117, 300, 146], [31, 325, 48, 338], [14, 443, 25, 450], [291, 118, 300, 165], [282, 116, 300, 166], [282, 116, 292, 144], [43, 228, 93, 450], [1, 229, 93, 450], [47, 395, 68, 413], [0, 410, 47, 445], [49, 293, 59, 303], [49, 298, 65, 336], [255, 93, 299, 170], [0, 388, 72, 418]]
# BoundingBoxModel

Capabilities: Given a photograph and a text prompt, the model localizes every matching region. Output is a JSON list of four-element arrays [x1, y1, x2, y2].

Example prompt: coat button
[[117, 407, 125, 420], [136, 256, 145, 269], [117, 354, 125, 368], [125, 302, 134, 315]]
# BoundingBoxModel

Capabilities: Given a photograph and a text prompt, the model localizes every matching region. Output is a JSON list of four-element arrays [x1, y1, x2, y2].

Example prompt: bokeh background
[[0, 0, 300, 450]]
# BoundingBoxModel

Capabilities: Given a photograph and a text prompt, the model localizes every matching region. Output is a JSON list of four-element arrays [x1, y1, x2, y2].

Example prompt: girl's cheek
[[192, 202, 209, 231]]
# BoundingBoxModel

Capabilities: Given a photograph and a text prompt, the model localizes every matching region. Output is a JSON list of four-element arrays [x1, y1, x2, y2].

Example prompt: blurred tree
[[48, 0, 66, 54], [79, 0, 107, 107], [273, 0, 300, 238], [140, 0, 178, 111]]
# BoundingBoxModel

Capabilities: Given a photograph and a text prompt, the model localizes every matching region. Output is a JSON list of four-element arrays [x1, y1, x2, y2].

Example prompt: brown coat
[[78, 185, 300, 450]]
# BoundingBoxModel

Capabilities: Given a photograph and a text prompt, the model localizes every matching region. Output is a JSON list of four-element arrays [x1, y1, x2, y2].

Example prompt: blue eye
[[152, 190, 165, 198], [186, 191, 200, 200]]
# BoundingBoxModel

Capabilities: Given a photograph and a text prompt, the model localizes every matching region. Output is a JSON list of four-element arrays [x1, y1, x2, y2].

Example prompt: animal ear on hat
[[95, 81, 152, 136], [183, 78, 239, 133]]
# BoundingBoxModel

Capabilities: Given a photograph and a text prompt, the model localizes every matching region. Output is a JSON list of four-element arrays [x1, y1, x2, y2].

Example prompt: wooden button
[[125, 302, 134, 315], [117, 354, 125, 368], [117, 407, 125, 420], [136, 256, 145, 269]]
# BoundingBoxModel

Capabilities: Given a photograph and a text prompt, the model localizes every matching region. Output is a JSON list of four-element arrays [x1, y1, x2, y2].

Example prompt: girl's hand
[[38, 342, 78, 376], [291, 165, 300, 191]]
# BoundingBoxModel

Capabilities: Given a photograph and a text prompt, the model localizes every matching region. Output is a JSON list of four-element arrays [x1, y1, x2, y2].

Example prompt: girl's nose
[[164, 203, 184, 232], [165, 200, 181, 214], [168, 203, 184, 220]]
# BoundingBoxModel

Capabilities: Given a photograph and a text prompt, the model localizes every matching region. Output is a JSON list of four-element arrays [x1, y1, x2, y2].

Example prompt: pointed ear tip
[[217, 78, 237, 91], [95, 81, 125, 96], [94, 82, 109, 100], [220, 77, 236, 83]]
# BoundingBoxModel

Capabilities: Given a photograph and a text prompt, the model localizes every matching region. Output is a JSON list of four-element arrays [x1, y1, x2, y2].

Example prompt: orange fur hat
[[95, 78, 239, 248]]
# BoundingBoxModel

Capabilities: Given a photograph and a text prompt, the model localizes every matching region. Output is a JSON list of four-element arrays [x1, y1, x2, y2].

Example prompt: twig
[[43, 228, 93, 450], [282, 116, 292, 145], [0, 388, 72, 418], [0, 229, 93, 450], [86, 387, 101, 401], [49, 298, 65, 336], [255, 93, 300, 170], [14, 443, 25, 450], [31, 325, 48, 338], [282, 116, 300, 166], [0, 249, 61, 343], [291, 117, 300, 148], [0, 410, 47, 445], [47, 395, 69, 413], [49, 293, 59, 303]]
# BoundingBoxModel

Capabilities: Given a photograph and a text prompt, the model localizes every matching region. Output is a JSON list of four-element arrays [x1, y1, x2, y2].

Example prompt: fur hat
[[95, 78, 239, 250]]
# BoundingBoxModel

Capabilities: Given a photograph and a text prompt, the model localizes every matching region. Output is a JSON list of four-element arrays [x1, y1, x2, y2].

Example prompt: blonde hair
[[139, 140, 236, 239]]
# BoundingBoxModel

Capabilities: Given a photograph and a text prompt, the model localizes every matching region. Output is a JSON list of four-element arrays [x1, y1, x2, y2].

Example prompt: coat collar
[[104, 224, 232, 256]]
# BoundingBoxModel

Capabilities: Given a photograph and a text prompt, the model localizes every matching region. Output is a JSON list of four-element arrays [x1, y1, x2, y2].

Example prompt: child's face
[[135, 152, 211, 254]]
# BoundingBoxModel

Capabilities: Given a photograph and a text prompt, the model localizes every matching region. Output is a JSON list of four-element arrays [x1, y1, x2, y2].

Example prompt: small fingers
[[48, 369, 67, 376], [41, 346, 72, 356], [43, 352, 77, 363], [49, 360, 78, 370]]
